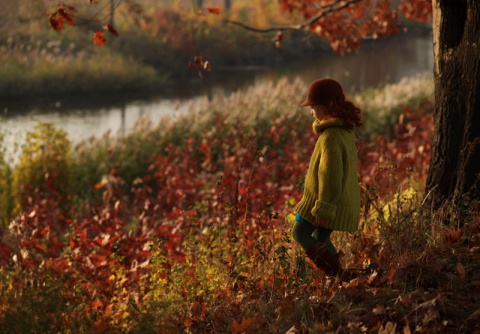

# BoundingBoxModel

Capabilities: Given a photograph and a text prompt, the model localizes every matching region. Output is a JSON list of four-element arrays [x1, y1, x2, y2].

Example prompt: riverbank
[[0, 21, 324, 102], [0, 13, 431, 103]]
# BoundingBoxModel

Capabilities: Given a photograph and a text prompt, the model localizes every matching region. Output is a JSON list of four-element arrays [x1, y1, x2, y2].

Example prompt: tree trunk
[[426, 0, 480, 221]]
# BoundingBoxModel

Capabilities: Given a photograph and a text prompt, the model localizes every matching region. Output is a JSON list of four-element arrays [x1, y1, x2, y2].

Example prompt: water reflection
[[0, 31, 433, 161]]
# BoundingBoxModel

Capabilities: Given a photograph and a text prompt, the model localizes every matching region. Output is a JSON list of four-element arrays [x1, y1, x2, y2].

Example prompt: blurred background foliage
[[0, 0, 331, 99]]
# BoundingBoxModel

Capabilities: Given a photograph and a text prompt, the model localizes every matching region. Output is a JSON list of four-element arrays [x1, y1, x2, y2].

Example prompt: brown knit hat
[[300, 78, 345, 107]]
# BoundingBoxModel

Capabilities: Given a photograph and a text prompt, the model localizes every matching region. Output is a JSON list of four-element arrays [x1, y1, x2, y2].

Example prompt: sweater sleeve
[[311, 131, 344, 221]]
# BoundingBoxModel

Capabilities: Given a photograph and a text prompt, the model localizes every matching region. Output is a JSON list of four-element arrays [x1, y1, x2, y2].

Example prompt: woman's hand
[[315, 216, 328, 227]]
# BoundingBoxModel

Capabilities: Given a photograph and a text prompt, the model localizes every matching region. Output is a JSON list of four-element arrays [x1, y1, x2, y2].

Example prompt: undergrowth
[[0, 76, 479, 333]]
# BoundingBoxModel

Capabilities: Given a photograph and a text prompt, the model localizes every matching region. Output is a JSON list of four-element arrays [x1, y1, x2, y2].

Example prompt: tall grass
[[353, 73, 434, 138], [0, 36, 162, 98]]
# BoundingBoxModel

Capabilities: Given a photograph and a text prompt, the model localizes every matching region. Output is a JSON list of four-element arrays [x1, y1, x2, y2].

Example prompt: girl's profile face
[[311, 105, 328, 121]]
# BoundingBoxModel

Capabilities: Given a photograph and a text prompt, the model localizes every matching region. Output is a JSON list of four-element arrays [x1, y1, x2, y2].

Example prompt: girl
[[293, 78, 362, 281]]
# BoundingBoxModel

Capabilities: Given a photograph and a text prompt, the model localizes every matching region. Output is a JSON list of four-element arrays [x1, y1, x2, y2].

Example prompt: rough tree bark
[[426, 0, 480, 221]]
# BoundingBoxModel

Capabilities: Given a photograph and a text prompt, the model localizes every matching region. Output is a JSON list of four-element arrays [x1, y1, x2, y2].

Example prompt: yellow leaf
[[286, 213, 296, 223]]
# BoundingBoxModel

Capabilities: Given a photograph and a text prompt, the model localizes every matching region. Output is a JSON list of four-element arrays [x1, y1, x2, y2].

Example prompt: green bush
[[12, 123, 72, 213]]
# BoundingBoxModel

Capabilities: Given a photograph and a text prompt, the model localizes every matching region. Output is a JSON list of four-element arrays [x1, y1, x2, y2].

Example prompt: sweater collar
[[312, 117, 346, 134]]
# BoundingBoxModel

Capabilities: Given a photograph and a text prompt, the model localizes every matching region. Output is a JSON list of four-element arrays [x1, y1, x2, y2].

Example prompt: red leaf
[[49, 14, 65, 31], [194, 55, 204, 66], [58, 8, 75, 26], [276, 31, 284, 41], [49, 4, 76, 31], [207, 7, 221, 15], [33, 243, 46, 255], [93, 30, 106, 46], [104, 23, 119, 37]]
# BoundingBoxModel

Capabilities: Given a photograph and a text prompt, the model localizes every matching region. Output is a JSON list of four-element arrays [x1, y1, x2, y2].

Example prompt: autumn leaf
[[233, 317, 253, 333], [104, 23, 119, 37], [49, 3, 76, 31], [203, 61, 211, 72], [49, 15, 65, 31], [189, 55, 211, 80], [207, 7, 221, 15], [274, 31, 284, 48], [444, 228, 463, 244], [91, 321, 108, 334], [378, 322, 397, 334], [58, 8, 75, 26], [93, 30, 106, 46], [276, 31, 284, 41], [194, 55, 204, 67]]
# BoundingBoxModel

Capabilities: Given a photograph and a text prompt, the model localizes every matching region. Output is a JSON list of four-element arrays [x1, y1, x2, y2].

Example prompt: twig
[[224, 0, 363, 33]]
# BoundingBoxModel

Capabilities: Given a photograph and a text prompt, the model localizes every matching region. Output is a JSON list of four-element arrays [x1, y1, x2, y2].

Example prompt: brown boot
[[305, 241, 341, 276], [306, 241, 359, 282]]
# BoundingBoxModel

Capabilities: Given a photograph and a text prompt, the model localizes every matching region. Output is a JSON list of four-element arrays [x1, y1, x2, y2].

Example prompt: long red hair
[[326, 99, 363, 130]]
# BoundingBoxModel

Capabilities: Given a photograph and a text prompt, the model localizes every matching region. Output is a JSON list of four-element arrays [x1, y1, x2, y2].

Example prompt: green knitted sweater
[[294, 117, 360, 231]]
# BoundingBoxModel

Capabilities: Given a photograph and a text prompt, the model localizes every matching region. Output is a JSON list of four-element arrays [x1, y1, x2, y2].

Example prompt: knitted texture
[[294, 117, 360, 231]]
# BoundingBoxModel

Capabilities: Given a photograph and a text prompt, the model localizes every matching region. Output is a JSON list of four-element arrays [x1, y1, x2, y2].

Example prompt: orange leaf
[[93, 30, 106, 47], [388, 268, 396, 282], [104, 23, 119, 37], [94, 182, 104, 190], [104, 304, 113, 316], [444, 228, 463, 244], [91, 299, 103, 310], [207, 7, 221, 15]]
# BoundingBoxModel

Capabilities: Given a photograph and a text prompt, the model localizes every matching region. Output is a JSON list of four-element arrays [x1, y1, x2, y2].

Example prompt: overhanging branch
[[224, 0, 363, 33]]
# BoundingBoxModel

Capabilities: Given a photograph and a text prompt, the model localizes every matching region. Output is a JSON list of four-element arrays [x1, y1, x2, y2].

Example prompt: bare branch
[[224, 0, 364, 33]]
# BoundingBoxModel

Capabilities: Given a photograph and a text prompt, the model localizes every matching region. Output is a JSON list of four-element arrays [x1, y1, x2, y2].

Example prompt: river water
[[0, 32, 433, 162]]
